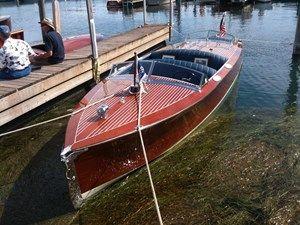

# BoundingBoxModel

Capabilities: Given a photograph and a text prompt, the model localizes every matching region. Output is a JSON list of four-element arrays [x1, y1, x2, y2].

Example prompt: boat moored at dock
[[256, 0, 271, 3], [230, 0, 248, 4], [146, 0, 170, 6], [61, 30, 243, 207], [107, 0, 122, 8]]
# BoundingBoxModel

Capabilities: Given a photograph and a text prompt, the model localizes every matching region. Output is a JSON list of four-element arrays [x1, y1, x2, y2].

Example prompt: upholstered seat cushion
[[150, 61, 204, 85], [148, 49, 228, 71], [153, 58, 217, 78]]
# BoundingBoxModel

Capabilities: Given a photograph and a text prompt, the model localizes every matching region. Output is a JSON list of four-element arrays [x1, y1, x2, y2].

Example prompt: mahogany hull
[[70, 52, 243, 198]]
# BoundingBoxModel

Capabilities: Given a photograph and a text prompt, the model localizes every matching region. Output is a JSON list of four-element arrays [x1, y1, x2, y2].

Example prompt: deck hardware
[[61, 145, 73, 162], [182, 77, 191, 82], [213, 75, 222, 82], [66, 168, 75, 181], [97, 104, 109, 119], [225, 63, 233, 69], [120, 97, 125, 104]]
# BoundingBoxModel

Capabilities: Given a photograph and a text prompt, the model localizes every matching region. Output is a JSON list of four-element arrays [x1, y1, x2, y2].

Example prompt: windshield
[[206, 30, 236, 44], [109, 60, 154, 77], [173, 29, 236, 46], [109, 60, 205, 88]]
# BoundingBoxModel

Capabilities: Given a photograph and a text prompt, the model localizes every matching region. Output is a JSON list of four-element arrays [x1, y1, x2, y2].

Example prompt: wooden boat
[[107, 0, 122, 8], [256, 0, 271, 3], [230, 0, 248, 4], [147, 0, 170, 6], [62, 30, 243, 207], [31, 33, 103, 55], [62, 34, 103, 53]]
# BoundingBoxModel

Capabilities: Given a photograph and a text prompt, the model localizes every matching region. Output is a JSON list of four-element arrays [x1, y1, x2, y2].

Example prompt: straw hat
[[39, 18, 55, 30]]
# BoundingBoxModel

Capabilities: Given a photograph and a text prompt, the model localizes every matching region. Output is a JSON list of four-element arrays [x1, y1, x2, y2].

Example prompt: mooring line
[[0, 93, 115, 138], [137, 88, 164, 225]]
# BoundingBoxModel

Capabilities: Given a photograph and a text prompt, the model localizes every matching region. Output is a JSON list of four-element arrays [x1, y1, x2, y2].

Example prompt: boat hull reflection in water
[[62, 31, 243, 207]]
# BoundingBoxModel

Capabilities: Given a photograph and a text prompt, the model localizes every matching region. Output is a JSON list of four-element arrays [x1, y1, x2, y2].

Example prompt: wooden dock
[[0, 24, 169, 126]]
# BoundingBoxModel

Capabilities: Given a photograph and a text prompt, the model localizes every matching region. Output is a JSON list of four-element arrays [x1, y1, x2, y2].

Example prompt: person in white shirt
[[0, 25, 36, 79]]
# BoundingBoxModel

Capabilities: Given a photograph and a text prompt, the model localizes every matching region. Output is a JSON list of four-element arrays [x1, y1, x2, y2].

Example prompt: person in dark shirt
[[35, 18, 65, 64]]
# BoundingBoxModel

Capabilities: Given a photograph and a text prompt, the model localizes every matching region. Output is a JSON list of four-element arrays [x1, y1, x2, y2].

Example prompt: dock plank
[[0, 86, 16, 96]]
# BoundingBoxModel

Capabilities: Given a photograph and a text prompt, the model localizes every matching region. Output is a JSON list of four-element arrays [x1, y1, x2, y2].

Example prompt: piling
[[85, 0, 99, 82], [38, 0, 46, 40], [293, 3, 300, 56], [52, 0, 61, 33], [169, 0, 174, 41], [143, 0, 147, 25], [38, 0, 46, 22]]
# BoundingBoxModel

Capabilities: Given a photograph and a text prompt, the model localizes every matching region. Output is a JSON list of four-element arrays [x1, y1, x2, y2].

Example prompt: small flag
[[219, 13, 226, 37]]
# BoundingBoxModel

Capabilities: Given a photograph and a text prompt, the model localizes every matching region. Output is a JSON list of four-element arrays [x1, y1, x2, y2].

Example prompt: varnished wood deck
[[0, 24, 169, 126]]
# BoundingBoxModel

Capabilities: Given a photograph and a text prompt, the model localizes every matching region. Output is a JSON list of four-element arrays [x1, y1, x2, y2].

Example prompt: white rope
[[0, 93, 115, 138], [136, 89, 163, 225]]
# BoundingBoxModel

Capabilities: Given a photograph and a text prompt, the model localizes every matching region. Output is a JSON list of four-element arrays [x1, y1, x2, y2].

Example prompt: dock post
[[38, 0, 46, 22], [52, 0, 61, 34], [38, 0, 46, 40], [143, 0, 147, 25], [169, 0, 174, 41], [293, 2, 300, 56], [85, 0, 99, 82]]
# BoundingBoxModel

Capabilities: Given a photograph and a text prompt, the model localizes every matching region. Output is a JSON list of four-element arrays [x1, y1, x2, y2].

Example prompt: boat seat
[[117, 60, 207, 85], [150, 61, 205, 85], [154, 58, 216, 78], [148, 49, 228, 70]]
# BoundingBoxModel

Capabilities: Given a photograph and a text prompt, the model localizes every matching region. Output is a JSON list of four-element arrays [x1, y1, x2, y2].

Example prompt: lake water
[[0, 1, 299, 225]]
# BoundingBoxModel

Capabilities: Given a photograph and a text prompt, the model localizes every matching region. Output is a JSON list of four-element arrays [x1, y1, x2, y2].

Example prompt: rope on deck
[[136, 87, 164, 225], [0, 92, 115, 138]]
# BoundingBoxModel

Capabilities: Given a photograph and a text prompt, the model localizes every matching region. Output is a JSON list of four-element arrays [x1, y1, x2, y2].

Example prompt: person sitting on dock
[[0, 25, 35, 79], [34, 18, 65, 64]]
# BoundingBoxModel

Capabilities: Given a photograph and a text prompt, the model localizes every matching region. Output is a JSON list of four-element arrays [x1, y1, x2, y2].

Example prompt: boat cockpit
[[109, 49, 228, 88]]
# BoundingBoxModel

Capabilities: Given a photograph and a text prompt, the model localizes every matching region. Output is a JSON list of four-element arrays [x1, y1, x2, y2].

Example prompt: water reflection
[[212, 3, 253, 23], [147, 4, 170, 13], [285, 57, 299, 115], [193, 0, 197, 17], [199, 4, 205, 17], [254, 2, 273, 18], [175, 0, 182, 27], [0, 129, 74, 225]]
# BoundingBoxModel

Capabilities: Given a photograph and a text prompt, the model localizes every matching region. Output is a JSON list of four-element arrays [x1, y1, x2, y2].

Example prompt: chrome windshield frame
[[172, 30, 237, 48]]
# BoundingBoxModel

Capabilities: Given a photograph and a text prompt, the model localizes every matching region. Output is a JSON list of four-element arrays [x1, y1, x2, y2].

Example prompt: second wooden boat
[[147, 0, 170, 6]]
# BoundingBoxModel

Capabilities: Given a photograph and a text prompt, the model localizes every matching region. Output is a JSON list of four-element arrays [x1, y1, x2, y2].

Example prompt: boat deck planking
[[0, 25, 169, 126]]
